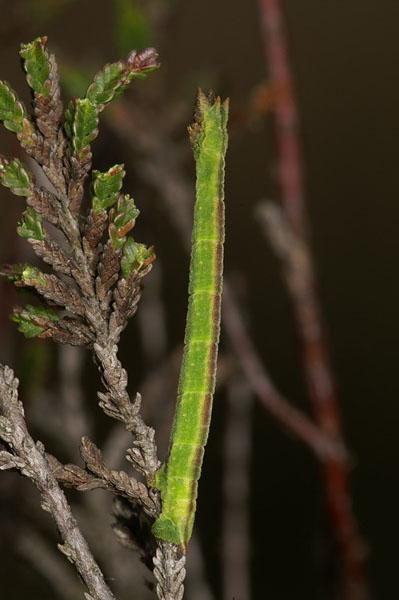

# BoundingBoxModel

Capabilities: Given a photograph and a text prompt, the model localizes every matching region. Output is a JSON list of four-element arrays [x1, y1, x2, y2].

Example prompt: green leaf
[[109, 194, 139, 250], [0, 263, 27, 285], [1, 263, 46, 288], [73, 98, 98, 155], [91, 164, 125, 214], [0, 157, 33, 197], [112, 194, 139, 230], [17, 208, 44, 241], [113, 47, 160, 99], [85, 48, 159, 110], [20, 264, 47, 287], [65, 98, 99, 158], [86, 60, 127, 108], [11, 304, 58, 338], [0, 81, 36, 145], [12, 317, 44, 338], [121, 237, 154, 278], [114, 0, 152, 56], [20, 36, 51, 97], [63, 48, 160, 157]]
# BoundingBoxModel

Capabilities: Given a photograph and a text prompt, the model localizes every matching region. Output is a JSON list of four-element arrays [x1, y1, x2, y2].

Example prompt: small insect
[[151, 90, 229, 552]]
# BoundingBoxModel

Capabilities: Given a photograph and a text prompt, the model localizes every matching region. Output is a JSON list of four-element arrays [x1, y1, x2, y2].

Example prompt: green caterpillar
[[151, 90, 229, 551]]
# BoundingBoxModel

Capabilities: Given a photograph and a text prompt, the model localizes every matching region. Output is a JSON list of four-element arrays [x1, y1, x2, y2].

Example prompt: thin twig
[[222, 282, 345, 462], [0, 365, 115, 600], [257, 1, 368, 596], [153, 541, 186, 600], [257, 0, 305, 233]]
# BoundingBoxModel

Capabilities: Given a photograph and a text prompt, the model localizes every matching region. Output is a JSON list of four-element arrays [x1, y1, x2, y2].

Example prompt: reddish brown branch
[[258, 0, 305, 233], [257, 1, 368, 597]]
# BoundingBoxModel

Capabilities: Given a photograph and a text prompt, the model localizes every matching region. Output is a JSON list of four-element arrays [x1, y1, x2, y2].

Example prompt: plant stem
[[257, 1, 368, 596], [0, 365, 115, 600], [222, 283, 345, 462]]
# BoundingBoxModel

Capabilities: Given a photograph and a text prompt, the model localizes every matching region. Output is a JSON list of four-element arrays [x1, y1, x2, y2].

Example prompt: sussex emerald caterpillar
[[151, 90, 229, 551]]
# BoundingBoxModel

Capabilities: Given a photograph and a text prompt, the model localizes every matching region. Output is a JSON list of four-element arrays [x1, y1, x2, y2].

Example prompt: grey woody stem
[[0, 365, 116, 600]]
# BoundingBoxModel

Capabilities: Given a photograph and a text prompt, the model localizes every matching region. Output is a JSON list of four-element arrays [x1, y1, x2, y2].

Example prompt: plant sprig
[[0, 38, 160, 516], [0, 36, 227, 600]]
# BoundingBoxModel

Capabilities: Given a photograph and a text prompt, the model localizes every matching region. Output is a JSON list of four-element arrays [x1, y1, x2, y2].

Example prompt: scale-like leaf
[[20, 264, 47, 287], [91, 164, 125, 214], [65, 98, 99, 159], [0, 157, 33, 197], [109, 195, 139, 250], [121, 238, 154, 279], [0, 263, 45, 289], [11, 304, 59, 338], [121, 237, 154, 279], [86, 48, 160, 110], [17, 208, 44, 241], [20, 36, 51, 97], [114, 47, 159, 99], [86, 60, 127, 108], [20, 36, 63, 139], [0, 81, 36, 146]]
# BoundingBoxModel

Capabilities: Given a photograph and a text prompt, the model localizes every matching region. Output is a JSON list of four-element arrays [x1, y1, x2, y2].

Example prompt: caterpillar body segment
[[151, 91, 229, 550]]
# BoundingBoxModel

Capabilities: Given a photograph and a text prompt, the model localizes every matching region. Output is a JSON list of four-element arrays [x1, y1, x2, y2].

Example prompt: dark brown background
[[0, 0, 398, 598]]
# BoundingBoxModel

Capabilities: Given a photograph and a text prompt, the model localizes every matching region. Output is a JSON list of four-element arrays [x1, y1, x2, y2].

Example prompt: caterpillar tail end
[[152, 516, 188, 554]]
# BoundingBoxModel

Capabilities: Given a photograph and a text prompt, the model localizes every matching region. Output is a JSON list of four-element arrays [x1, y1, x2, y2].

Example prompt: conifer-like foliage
[[0, 36, 162, 597], [0, 37, 158, 359], [0, 37, 229, 600]]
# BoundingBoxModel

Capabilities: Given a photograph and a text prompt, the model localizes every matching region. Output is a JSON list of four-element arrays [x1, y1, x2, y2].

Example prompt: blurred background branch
[[1, 0, 398, 598]]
